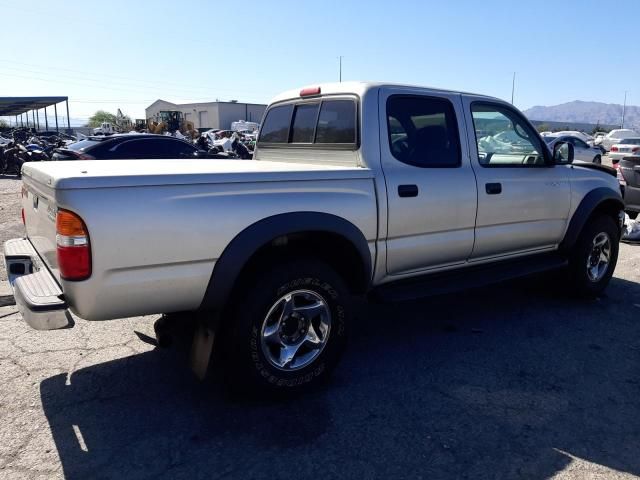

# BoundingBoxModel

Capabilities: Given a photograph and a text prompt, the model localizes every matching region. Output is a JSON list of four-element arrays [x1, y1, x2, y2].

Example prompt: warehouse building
[[145, 99, 266, 131]]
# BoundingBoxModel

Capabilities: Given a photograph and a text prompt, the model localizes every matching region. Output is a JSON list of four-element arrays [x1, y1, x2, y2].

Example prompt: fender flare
[[561, 187, 624, 250], [199, 212, 373, 311]]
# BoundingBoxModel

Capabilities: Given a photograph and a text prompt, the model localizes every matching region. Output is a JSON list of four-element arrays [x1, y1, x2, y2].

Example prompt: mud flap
[[189, 324, 215, 380], [189, 310, 220, 380]]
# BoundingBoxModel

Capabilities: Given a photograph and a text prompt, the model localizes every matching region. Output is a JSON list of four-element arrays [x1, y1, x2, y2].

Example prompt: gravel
[[1, 175, 640, 479]]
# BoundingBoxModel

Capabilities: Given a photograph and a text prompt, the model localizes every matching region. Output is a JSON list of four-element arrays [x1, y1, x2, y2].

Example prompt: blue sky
[[0, 0, 637, 124]]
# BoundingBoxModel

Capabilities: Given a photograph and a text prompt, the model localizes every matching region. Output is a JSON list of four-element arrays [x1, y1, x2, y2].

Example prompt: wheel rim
[[586, 232, 611, 282], [260, 289, 331, 371]]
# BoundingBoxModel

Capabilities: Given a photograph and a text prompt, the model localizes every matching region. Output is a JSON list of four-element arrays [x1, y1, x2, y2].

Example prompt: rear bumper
[[3, 238, 72, 330]]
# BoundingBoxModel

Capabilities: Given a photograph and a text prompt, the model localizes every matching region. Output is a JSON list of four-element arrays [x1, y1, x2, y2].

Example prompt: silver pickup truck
[[4, 82, 625, 392]]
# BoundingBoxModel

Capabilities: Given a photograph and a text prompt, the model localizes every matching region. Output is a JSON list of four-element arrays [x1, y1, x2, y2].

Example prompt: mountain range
[[524, 101, 637, 129]]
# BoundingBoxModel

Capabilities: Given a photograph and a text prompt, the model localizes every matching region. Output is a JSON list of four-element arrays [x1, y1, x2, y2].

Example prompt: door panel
[[463, 98, 571, 260], [380, 89, 478, 275]]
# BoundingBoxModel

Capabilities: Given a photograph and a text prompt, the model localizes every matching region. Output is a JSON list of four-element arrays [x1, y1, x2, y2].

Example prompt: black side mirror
[[553, 141, 574, 164]]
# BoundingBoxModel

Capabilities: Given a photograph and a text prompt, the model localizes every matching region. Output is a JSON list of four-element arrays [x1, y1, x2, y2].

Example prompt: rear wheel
[[593, 155, 601, 164], [224, 258, 351, 393], [567, 215, 619, 297]]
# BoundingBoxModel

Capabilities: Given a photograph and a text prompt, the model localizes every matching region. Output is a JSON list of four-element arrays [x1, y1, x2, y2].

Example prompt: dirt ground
[[1, 173, 640, 479]]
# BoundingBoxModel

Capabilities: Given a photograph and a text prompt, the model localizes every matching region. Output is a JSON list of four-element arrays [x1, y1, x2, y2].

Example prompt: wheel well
[[592, 199, 622, 227], [589, 200, 623, 234], [230, 231, 370, 299]]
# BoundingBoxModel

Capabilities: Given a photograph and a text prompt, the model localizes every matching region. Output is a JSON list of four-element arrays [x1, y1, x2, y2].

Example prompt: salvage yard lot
[[1, 175, 640, 479]]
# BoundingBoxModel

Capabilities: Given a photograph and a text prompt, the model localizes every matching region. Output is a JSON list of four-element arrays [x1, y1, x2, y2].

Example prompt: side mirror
[[553, 141, 574, 164]]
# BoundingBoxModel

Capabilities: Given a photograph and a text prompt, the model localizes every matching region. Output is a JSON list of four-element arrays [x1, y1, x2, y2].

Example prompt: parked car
[[5, 82, 624, 393], [595, 129, 640, 152], [51, 134, 205, 160], [544, 135, 602, 164], [607, 138, 640, 163], [617, 154, 640, 219], [553, 130, 594, 144]]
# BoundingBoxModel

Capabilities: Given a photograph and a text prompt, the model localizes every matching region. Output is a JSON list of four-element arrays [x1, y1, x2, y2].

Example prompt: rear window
[[315, 100, 356, 144], [259, 98, 357, 147], [259, 104, 293, 143], [619, 138, 640, 145], [67, 139, 101, 151], [290, 103, 320, 143]]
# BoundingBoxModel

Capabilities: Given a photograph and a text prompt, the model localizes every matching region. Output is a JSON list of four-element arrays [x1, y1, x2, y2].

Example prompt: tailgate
[[21, 175, 60, 282], [620, 155, 640, 187]]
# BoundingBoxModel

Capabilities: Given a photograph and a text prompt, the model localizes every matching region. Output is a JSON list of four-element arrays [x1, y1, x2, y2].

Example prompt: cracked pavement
[[2, 175, 640, 479]]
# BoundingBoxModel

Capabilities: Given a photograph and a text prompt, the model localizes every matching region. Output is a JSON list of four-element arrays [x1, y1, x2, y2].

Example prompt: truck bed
[[20, 159, 378, 321], [23, 159, 373, 190]]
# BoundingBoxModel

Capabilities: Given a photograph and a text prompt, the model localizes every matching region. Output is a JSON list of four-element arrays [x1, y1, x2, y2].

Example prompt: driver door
[[567, 136, 593, 162], [462, 98, 571, 260]]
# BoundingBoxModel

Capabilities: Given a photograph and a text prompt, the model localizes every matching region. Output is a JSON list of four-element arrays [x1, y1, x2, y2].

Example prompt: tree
[[0, 119, 8, 128], [87, 110, 117, 127], [536, 123, 550, 133]]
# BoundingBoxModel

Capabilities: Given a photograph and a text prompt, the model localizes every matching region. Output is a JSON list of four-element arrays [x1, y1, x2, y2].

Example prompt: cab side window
[[471, 103, 547, 166], [386, 95, 461, 167]]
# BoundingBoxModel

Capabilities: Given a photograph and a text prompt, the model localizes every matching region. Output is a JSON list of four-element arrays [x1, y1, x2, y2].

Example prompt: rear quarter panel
[[56, 177, 377, 320]]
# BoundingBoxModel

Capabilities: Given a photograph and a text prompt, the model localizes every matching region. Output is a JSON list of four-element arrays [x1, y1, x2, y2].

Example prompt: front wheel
[[567, 215, 619, 297], [593, 155, 601, 164], [225, 258, 351, 392]]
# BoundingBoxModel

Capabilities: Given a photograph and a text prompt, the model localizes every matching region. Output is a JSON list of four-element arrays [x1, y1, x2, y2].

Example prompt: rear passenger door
[[463, 99, 571, 260], [380, 89, 478, 275]]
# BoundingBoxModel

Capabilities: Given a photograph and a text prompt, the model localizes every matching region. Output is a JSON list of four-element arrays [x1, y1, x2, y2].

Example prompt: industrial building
[[145, 99, 266, 131]]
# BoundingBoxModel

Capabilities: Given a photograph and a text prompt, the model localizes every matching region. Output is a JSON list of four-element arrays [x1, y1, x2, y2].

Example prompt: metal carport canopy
[[0, 96, 68, 116]]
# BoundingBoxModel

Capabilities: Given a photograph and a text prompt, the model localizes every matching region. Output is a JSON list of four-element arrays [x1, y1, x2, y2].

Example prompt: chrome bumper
[[3, 238, 72, 330]]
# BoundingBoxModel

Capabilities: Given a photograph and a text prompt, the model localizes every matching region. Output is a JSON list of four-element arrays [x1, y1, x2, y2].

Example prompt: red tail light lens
[[633, 147, 639, 153], [76, 153, 95, 160], [611, 146, 618, 152], [21, 208, 25, 225], [56, 210, 91, 280]]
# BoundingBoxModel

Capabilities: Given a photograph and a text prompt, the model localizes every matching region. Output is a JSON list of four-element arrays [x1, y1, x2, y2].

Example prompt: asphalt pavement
[[1, 174, 640, 480]]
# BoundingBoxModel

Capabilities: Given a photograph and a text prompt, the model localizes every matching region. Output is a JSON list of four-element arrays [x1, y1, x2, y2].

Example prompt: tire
[[593, 155, 601, 164], [224, 258, 350, 393], [567, 214, 619, 297]]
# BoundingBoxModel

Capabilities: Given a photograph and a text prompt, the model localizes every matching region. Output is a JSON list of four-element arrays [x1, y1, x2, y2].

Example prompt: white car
[[608, 137, 640, 162], [596, 129, 640, 152]]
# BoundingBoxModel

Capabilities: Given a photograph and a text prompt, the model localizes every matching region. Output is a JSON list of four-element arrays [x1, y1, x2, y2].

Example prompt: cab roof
[[268, 81, 503, 105]]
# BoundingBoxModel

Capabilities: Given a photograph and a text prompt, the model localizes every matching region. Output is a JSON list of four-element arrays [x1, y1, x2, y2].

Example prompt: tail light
[[21, 208, 25, 225], [611, 146, 618, 152], [56, 209, 91, 281], [75, 153, 95, 160], [617, 167, 627, 186], [633, 148, 639, 153]]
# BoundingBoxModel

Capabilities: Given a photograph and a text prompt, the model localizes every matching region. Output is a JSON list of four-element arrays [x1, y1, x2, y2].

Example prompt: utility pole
[[622, 91, 628, 128], [511, 72, 516, 104], [339, 55, 343, 83]]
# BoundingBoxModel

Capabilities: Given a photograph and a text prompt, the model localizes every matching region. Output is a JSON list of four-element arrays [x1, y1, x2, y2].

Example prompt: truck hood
[[22, 159, 373, 190]]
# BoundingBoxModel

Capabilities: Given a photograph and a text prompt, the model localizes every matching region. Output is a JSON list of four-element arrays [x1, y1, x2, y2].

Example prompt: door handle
[[485, 183, 502, 195], [398, 184, 419, 197]]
